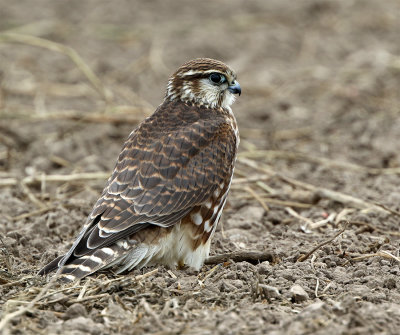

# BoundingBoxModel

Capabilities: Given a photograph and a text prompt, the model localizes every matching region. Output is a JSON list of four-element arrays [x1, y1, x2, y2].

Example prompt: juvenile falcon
[[38, 58, 241, 281]]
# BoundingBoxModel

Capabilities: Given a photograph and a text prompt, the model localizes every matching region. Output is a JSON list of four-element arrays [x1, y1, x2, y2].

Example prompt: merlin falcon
[[39, 58, 241, 281]]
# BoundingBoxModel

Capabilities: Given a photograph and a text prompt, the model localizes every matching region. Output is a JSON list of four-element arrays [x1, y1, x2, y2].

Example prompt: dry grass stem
[[3, 109, 146, 124], [255, 181, 278, 195], [240, 150, 400, 175], [285, 207, 315, 227], [102, 268, 159, 286], [0, 275, 58, 332], [237, 157, 275, 176], [237, 157, 389, 214], [309, 213, 336, 230], [232, 175, 272, 185], [0, 276, 36, 288], [348, 251, 400, 263], [69, 293, 109, 304], [315, 278, 320, 298], [167, 270, 177, 279], [140, 298, 165, 330], [11, 207, 53, 221], [232, 189, 315, 209], [244, 186, 270, 212], [264, 198, 313, 209], [2, 81, 96, 98], [277, 174, 389, 214], [199, 264, 221, 284], [1, 172, 110, 187], [374, 203, 400, 217], [335, 208, 355, 224], [77, 279, 90, 301], [131, 268, 159, 282], [0, 33, 112, 101], [19, 182, 48, 209]]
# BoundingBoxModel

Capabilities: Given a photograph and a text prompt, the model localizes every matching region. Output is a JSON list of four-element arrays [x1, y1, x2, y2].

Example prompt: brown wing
[[55, 101, 237, 270]]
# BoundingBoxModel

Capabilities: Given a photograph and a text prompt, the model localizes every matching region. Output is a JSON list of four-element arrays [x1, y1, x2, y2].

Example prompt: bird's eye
[[209, 73, 226, 84]]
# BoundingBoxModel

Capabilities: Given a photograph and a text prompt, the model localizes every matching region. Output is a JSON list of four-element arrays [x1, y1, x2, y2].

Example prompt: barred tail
[[38, 244, 126, 282], [38, 242, 156, 282], [56, 245, 125, 282]]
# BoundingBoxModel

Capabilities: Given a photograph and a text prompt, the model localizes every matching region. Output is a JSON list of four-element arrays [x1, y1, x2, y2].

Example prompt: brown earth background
[[0, 0, 400, 334]]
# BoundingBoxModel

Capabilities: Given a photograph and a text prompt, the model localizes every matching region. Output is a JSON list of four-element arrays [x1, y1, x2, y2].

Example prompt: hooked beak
[[228, 81, 241, 96]]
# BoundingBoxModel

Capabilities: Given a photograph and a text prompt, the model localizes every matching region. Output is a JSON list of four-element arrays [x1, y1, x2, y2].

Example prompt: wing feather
[[58, 101, 237, 267]]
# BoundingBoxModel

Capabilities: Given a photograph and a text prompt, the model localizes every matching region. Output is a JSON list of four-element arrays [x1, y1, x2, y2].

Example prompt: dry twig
[[205, 250, 276, 265], [297, 224, 347, 262], [349, 221, 400, 237], [374, 203, 400, 217]]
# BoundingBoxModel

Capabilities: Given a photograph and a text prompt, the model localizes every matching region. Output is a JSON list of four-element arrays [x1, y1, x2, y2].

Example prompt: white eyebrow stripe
[[180, 70, 202, 76], [180, 69, 225, 77], [202, 70, 225, 74]]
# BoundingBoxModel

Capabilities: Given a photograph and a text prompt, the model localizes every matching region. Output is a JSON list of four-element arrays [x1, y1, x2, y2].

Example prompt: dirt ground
[[1, 0, 400, 334]]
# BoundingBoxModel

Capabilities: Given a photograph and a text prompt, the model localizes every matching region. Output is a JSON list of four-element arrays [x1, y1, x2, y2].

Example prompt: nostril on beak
[[228, 82, 241, 96]]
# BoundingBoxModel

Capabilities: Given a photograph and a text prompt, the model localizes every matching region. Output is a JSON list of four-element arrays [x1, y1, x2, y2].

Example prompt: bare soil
[[1, 0, 400, 334]]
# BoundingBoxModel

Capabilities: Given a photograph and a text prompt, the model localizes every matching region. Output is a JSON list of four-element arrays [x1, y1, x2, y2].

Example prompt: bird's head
[[165, 58, 241, 109]]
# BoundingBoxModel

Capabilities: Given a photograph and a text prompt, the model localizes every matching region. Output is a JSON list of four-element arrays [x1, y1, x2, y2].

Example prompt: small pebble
[[259, 284, 281, 299], [290, 284, 309, 302]]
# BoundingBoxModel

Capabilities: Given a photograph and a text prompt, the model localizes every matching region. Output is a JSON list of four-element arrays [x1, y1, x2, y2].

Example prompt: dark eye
[[209, 73, 226, 84]]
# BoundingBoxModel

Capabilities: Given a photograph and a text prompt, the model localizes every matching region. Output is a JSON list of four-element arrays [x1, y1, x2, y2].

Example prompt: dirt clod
[[64, 303, 88, 320]]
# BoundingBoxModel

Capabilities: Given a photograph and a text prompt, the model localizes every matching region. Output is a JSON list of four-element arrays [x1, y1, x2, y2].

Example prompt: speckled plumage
[[38, 58, 241, 281]]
